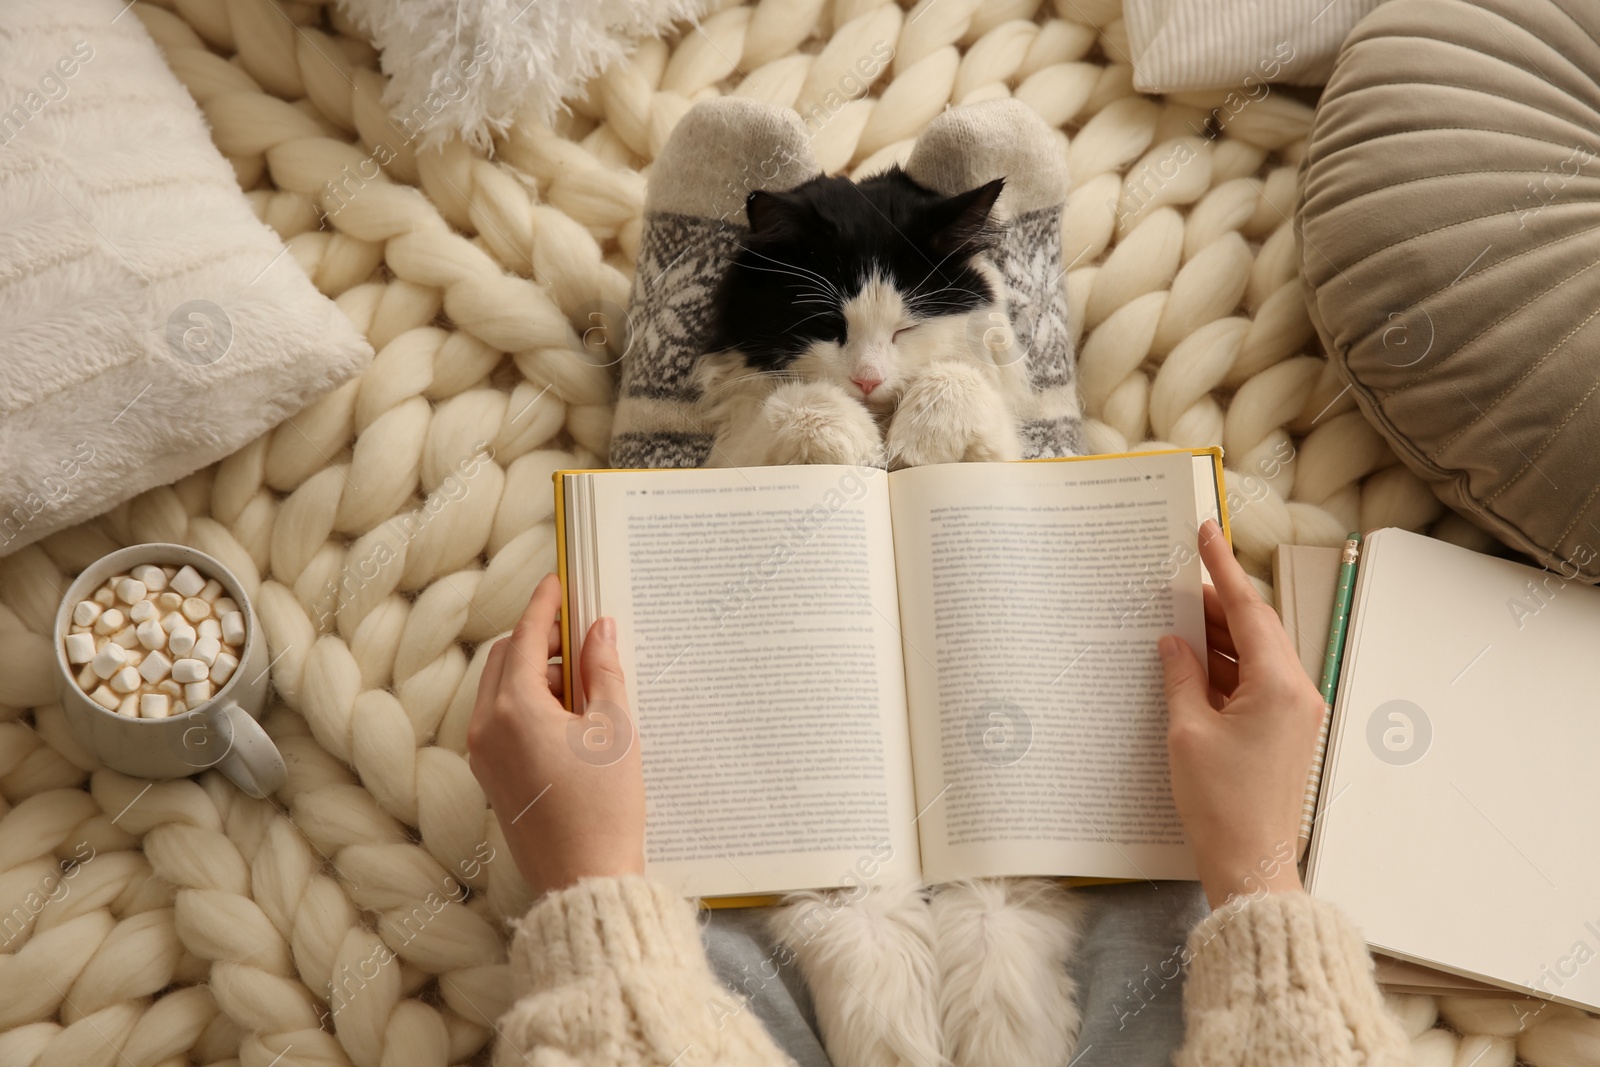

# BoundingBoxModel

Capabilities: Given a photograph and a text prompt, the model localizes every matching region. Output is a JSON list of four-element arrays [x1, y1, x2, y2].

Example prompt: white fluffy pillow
[[0, 0, 372, 557]]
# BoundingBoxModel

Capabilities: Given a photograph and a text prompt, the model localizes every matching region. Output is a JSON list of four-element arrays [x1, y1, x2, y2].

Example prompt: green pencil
[[1296, 533, 1361, 858]]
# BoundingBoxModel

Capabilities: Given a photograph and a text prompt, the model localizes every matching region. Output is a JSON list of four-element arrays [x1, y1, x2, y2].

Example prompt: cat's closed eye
[[708, 166, 1003, 371]]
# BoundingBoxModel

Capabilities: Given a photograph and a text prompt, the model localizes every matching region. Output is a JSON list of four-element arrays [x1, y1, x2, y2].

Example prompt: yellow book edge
[[552, 447, 1231, 908]]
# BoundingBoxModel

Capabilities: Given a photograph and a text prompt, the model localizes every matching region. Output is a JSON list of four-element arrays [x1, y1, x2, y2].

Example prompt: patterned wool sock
[[609, 98, 821, 468], [904, 99, 1086, 459]]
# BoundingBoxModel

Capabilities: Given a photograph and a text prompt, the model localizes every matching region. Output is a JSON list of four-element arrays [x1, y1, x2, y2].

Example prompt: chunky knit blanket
[[0, 1, 1594, 1066]]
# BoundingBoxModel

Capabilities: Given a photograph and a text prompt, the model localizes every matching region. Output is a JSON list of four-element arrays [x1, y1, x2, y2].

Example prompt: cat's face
[[709, 168, 1004, 410]]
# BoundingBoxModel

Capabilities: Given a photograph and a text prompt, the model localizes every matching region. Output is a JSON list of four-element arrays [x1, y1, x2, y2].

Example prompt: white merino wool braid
[[0, 1, 1593, 1067]]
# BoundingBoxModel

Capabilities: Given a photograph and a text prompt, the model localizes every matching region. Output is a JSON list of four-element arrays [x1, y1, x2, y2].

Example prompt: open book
[[1303, 528, 1600, 1014], [554, 448, 1226, 901]]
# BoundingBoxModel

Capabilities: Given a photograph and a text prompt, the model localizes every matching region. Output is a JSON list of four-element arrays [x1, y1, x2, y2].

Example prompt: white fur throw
[[335, 0, 715, 150], [0, 0, 372, 558]]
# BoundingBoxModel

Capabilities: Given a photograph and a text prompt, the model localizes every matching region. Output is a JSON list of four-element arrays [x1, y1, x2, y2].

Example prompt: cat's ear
[[746, 190, 803, 236], [923, 178, 1005, 257]]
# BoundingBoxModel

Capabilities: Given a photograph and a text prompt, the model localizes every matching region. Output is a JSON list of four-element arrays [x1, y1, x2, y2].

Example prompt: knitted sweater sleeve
[[495, 875, 796, 1067], [1175, 890, 1415, 1067]]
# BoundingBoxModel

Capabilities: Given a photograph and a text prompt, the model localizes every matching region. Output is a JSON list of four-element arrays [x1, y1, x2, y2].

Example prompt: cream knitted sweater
[[496, 877, 1414, 1067]]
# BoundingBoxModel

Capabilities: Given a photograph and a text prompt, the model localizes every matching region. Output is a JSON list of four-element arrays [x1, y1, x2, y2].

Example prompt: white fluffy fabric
[[771, 877, 944, 1067], [933, 880, 1085, 1067], [336, 0, 716, 150], [0, 0, 372, 559], [770, 877, 1087, 1067]]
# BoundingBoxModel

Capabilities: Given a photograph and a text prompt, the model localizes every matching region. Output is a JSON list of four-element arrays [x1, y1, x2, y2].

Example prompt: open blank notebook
[[1305, 528, 1600, 1013]]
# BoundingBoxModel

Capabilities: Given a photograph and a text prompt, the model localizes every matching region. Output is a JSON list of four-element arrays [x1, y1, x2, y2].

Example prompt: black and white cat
[[695, 170, 1085, 1067], [697, 167, 1031, 469]]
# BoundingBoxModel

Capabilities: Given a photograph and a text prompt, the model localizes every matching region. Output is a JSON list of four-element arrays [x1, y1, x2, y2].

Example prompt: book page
[[567, 465, 921, 899], [888, 452, 1204, 883]]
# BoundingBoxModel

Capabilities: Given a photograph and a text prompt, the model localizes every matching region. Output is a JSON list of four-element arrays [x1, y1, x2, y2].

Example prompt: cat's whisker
[[912, 284, 982, 304], [738, 247, 844, 299], [784, 310, 849, 331], [700, 369, 815, 400]]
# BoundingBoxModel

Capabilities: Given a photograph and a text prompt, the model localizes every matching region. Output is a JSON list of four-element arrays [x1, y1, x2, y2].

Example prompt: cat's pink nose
[[852, 376, 882, 396]]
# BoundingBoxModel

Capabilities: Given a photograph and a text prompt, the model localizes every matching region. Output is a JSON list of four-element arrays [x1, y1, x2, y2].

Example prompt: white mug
[[52, 544, 286, 799]]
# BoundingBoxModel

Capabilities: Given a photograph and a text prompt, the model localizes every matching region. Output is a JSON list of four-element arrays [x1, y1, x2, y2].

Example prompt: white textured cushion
[[0, 0, 371, 556], [1123, 0, 1384, 92]]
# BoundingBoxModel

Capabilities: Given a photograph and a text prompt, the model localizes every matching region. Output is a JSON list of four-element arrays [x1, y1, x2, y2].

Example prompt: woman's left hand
[[468, 573, 645, 897]]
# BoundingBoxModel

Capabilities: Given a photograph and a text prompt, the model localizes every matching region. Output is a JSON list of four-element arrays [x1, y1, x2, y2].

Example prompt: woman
[[466, 519, 1415, 1066]]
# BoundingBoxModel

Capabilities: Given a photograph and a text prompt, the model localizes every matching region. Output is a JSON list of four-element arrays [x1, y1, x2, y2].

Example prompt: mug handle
[[210, 702, 287, 799]]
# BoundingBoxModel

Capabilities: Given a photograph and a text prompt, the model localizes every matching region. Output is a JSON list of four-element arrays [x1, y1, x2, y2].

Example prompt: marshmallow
[[109, 665, 141, 694], [67, 563, 253, 710], [131, 564, 168, 592], [91, 643, 127, 680], [210, 652, 238, 686], [192, 635, 221, 666], [169, 624, 197, 657], [171, 565, 205, 598], [139, 650, 172, 684], [136, 619, 166, 651], [65, 632, 96, 664], [171, 658, 208, 684]]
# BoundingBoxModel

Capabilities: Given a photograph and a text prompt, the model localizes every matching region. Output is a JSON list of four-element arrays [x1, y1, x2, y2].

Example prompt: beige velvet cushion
[[1297, 0, 1600, 579]]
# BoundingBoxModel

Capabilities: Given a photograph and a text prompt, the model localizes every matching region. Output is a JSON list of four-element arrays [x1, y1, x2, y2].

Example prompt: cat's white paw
[[772, 879, 943, 1067], [934, 879, 1086, 1067], [887, 362, 1022, 469], [763, 381, 886, 466]]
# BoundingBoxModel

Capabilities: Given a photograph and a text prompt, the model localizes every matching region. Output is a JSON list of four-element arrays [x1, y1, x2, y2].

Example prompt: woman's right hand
[[1159, 519, 1326, 909]]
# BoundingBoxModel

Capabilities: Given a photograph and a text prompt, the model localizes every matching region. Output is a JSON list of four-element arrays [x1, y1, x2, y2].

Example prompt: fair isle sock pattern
[[610, 211, 732, 468], [993, 204, 1084, 459]]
